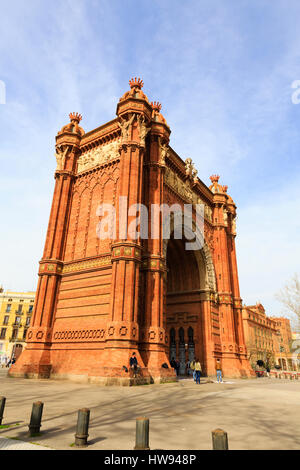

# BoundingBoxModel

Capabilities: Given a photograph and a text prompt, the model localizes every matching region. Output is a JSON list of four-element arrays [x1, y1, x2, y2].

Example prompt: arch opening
[[166, 234, 209, 376]]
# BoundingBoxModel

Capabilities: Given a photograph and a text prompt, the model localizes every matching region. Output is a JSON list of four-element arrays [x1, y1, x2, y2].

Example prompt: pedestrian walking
[[216, 359, 223, 383], [190, 359, 196, 381], [194, 358, 202, 384]]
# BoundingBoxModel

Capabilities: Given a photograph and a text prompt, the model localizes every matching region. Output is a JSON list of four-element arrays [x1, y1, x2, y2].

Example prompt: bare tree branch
[[275, 274, 300, 331]]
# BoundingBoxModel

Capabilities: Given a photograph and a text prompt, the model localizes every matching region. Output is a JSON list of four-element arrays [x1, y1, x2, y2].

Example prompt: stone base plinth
[[8, 346, 177, 386]]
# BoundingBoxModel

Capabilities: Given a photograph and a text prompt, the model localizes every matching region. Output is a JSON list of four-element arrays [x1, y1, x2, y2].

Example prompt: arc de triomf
[[10, 78, 253, 384]]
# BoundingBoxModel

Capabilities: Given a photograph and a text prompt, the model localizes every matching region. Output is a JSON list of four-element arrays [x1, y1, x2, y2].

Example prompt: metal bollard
[[28, 401, 44, 436], [134, 417, 150, 450], [0, 397, 6, 426], [212, 429, 229, 450], [75, 408, 90, 447]]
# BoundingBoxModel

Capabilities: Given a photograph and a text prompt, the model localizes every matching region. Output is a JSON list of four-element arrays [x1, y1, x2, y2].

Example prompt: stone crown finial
[[69, 112, 82, 123], [129, 77, 144, 89], [151, 101, 162, 112], [210, 175, 220, 184]]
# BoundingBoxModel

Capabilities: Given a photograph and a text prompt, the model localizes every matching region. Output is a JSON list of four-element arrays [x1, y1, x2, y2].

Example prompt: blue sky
[[0, 0, 299, 321]]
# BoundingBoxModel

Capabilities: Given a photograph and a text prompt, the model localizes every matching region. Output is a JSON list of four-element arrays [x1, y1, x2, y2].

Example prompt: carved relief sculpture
[[223, 208, 228, 226], [77, 140, 120, 173], [185, 158, 193, 177], [232, 216, 237, 235], [118, 114, 135, 142], [136, 114, 151, 146], [158, 136, 169, 165], [55, 146, 68, 171]]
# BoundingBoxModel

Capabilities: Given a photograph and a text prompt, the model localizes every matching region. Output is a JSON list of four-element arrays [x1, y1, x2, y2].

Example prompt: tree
[[275, 274, 300, 332], [246, 342, 257, 369]]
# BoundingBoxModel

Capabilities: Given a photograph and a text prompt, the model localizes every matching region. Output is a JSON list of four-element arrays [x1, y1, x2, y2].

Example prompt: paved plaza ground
[[0, 368, 299, 450]]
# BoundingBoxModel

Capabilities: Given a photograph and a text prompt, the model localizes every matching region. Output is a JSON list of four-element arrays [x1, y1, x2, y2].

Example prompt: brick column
[[227, 211, 255, 376], [140, 124, 176, 382], [101, 113, 150, 379], [10, 117, 82, 378], [211, 194, 244, 376], [210, 177, 254, 377]]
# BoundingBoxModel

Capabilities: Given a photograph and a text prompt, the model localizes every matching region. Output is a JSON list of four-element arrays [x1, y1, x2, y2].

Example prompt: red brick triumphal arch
[[10, 78, 254, 384]]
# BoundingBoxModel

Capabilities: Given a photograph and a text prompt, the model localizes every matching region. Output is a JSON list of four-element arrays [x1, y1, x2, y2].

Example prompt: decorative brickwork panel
[[55, 270, 112, 318]]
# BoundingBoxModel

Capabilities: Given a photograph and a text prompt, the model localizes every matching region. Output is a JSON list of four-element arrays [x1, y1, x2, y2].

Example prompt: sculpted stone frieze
[[164, 166, 212, 221], [77, 140, 120, 173], [62, 256, 111, 274]]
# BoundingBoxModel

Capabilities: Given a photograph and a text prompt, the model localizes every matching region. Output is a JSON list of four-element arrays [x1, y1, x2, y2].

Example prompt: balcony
[[9, 337, 24, 342]]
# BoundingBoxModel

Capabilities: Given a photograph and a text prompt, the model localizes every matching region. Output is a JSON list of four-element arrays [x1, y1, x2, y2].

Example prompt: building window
[[28, 305, 33, 314], [6, 304, 11, 313], [0, 328, 6, 339], [3, 315, 9, 325], [16, 304, 23, 314], [15, 316, 21, 325], [25, 317, 31, 327], [23, 329, 27, 340], [12, 328, 18, 340]]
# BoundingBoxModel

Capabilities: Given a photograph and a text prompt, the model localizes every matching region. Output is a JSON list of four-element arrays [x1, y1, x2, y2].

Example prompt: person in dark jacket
[[170, 358, 176, 372], [130, 352, 139, 377]]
